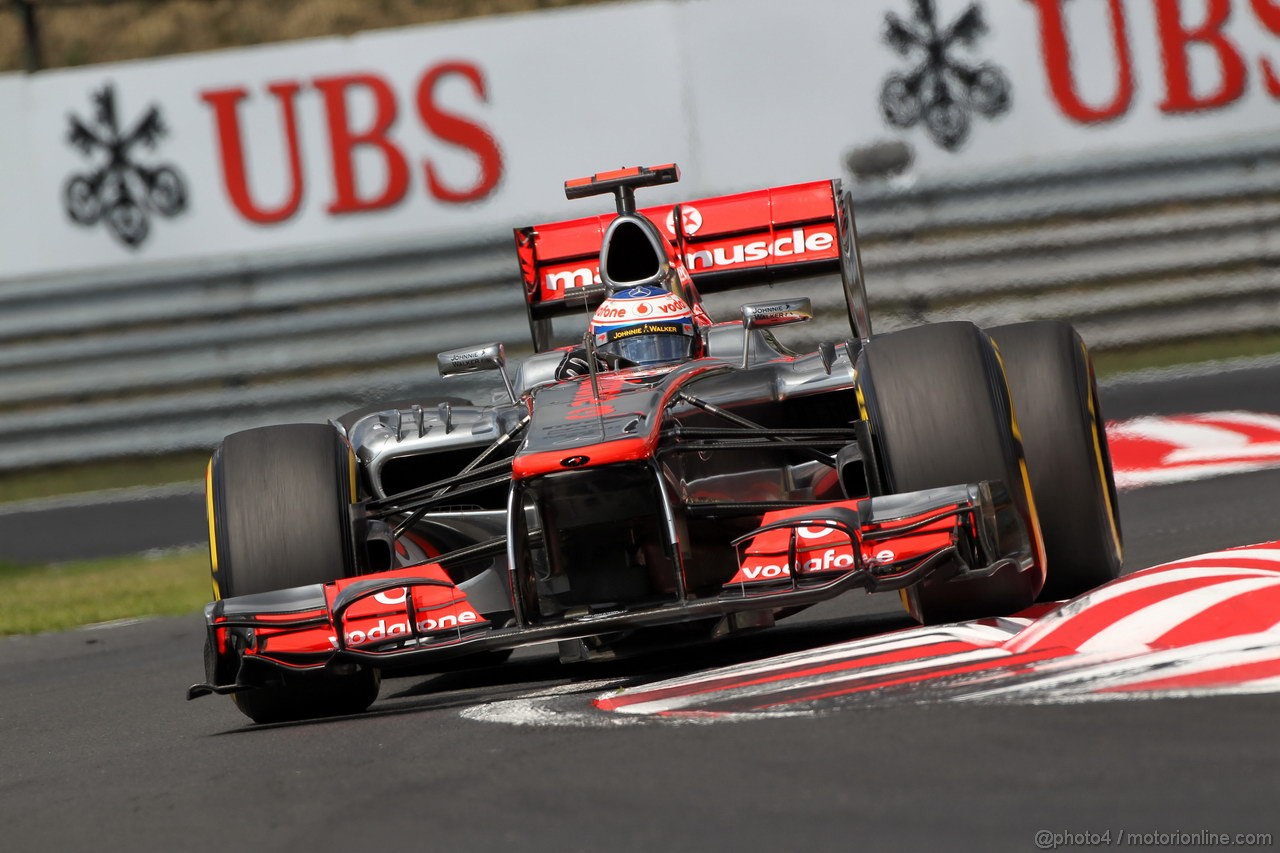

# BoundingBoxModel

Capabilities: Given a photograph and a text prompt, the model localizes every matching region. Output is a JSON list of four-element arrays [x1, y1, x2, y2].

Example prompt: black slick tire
[[206, 423, 378, 723], [857, 321, 1045, 624], [987, 320, 1122, 601]]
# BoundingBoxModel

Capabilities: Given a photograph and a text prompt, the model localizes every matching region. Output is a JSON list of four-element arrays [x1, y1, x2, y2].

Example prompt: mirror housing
[[437, 343, 516, 403], [741, 298, 813, 330], [740, 298, 812, 366]]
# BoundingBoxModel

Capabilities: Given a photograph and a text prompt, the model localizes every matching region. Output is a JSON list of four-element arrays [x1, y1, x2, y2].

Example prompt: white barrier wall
[[2, 0, 1279, 281]]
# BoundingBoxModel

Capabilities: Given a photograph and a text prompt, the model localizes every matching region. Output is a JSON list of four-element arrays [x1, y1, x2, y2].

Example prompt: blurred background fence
[[1, 132, 1276, 470], [3, 0, 1280, 472]]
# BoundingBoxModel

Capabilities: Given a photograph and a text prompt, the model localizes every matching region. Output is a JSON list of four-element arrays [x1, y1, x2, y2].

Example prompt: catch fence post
[[16, 0, 43, 72]]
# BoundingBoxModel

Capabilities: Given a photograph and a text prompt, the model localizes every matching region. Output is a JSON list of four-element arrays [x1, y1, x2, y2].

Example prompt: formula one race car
[[190, 164, 1123, 723]]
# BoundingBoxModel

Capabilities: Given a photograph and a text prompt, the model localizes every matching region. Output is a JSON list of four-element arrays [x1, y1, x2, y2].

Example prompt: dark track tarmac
[[0, 484, 205, 563], [3, 363, 1280, 851]]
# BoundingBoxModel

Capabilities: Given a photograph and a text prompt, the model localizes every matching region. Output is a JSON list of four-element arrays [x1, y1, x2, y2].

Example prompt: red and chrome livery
[[192, 163, 1121, 724]]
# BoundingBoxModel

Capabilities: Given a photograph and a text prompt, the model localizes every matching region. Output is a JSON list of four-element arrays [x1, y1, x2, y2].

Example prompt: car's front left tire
[[207, 423, 378, 723]]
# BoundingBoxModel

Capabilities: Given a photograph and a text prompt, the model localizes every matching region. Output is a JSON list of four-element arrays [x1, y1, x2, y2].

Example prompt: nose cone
[[599, 214, 671, 292]]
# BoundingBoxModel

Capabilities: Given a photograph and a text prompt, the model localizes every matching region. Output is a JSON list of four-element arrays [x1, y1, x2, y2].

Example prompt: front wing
[[189, 481, 1031, 699]]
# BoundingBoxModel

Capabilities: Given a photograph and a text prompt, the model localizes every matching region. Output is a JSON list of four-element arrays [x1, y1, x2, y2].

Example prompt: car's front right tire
[[857, 322, 1046, 624]]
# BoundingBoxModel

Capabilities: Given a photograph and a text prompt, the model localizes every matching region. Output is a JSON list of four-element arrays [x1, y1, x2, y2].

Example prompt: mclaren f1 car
[[190, 164, 1123, 723]]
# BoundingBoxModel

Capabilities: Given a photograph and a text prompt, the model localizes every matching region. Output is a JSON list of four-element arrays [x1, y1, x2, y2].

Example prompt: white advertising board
[[682, 0, 1280, 190], [2, 0, 1278, 281], [0, 2, 693, 281]]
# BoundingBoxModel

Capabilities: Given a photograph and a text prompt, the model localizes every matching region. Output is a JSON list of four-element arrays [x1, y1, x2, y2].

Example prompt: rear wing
[[514, 176, 870, 352]]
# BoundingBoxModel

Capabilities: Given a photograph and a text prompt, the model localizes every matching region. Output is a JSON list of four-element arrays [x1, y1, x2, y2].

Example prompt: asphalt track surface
[[4, 363, 1280, 851], [0, 482, 205, 563]]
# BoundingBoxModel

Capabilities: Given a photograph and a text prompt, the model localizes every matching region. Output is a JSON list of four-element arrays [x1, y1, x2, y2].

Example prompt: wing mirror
[[740, 298, 812, 366], [437, 342, 516, 404]]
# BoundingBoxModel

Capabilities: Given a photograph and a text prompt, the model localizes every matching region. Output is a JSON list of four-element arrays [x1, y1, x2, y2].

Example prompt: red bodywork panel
[[222, 563, 488, 668], [516, 180, 842, 320], [728, 501, 958, 587]]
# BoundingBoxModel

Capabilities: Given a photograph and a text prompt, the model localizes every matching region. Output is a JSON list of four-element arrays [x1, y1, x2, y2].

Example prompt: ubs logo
[[879, 0, 1012, 151], [64, 83, 188, 248]]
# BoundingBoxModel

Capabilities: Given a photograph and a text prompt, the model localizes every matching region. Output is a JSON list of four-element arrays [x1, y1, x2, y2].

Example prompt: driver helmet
[[589, 285, 697, 367]]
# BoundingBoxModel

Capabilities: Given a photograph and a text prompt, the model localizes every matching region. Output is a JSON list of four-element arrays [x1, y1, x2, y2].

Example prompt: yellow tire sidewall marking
[[206, 457, 221, 601], [989, 340, 1048, 581], [1082, 340, 1123, 561]]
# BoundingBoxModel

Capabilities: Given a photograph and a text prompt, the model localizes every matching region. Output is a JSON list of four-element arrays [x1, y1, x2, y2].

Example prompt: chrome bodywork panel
[[350, 404, 526, 501], [349, 329, 858, 501]]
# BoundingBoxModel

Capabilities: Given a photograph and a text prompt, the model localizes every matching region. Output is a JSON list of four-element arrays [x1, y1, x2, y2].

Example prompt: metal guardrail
[[1, 136, 1277, 469]]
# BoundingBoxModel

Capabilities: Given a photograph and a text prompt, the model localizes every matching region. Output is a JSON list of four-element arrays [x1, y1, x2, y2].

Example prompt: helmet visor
[[597, 324, 694, 367]]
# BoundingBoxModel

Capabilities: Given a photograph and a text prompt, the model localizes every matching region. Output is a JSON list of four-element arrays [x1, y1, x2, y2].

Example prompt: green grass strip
[[0, 549, 212, 636], [1093, 332, 1280, 378], [0, 452, 208, 505]]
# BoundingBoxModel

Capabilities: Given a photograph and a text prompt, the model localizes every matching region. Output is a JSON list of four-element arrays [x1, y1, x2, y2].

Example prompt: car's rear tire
[[988, 321, 1122, 601], [207, 423, 378, 723], [857, 322, 1045, 624]]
